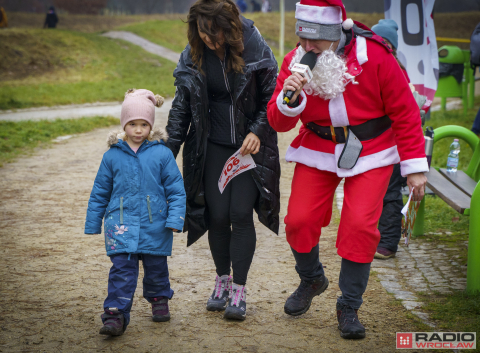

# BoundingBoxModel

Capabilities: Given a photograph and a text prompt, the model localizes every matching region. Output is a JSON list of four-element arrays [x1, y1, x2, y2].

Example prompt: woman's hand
[[406, 172, 427, 202], [169, 228, 178, 232], [283, 72, 307, 104], [240, 132, 261, 156]]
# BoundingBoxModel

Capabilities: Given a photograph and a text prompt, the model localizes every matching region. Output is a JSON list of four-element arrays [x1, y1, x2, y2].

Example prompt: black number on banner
[[401, 0, 424, 46]]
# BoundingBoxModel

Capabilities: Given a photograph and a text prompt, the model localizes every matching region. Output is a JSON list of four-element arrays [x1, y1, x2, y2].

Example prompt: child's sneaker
[[99, 308, 125, 336], [224, 283, 246, 321], [151, 296, 170, 322], [206, 275, 232, 311]]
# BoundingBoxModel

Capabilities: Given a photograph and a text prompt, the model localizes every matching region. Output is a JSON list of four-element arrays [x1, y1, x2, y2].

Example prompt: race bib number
[[218, 149, 257, 194]]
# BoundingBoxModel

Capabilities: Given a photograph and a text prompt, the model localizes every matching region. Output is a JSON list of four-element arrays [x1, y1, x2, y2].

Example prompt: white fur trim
[[295, 3, 342, 25], [328, 93, 349, 127], [276, 90, 307, 117], [400, 158, 429, 177], [356, 36, 368, 65], [286, 144, 400, 177], [342, 18, 354, 30]]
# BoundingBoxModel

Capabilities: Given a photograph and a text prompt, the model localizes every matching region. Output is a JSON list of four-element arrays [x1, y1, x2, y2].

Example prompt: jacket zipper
[[219, 53, 236, 145], [120, 197, 124, 225], [146, 195, 153, 223]]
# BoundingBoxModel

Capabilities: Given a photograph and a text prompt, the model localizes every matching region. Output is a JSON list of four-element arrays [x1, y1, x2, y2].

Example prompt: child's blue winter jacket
[[85, 128, 186, 257]]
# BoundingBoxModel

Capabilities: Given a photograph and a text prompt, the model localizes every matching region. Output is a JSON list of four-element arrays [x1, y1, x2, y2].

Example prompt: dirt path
[[0, 117, 422, 352]]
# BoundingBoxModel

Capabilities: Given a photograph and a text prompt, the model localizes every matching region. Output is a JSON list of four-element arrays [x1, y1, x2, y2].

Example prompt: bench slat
[[439, 168, 478, 197], [426, 168, 471, 214]]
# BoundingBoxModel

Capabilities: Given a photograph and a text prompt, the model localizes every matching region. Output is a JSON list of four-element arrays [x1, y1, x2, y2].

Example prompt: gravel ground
[[0, 114, 421, 353]]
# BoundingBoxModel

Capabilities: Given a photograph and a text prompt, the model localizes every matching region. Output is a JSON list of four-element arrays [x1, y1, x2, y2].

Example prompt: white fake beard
[[289, 45, 356, 100]]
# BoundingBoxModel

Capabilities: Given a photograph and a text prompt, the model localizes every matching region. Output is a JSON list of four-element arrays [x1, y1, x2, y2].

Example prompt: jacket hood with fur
[[106, 127, 169, 147]]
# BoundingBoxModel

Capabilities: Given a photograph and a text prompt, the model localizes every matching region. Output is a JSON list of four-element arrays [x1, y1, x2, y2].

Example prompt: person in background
[[236, 0, 247, 13], [166, 0, 280, 321], [261, 0, 271, 12], [251, 0, 261, 12], [44, 6, 58, 29], [0, 7, 8, 28], [472, 109, 480, 136], [371, 19, 409, 260]]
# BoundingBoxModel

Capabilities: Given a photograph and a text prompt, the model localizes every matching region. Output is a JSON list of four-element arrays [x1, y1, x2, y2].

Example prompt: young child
[[85, 89, 186, 336]]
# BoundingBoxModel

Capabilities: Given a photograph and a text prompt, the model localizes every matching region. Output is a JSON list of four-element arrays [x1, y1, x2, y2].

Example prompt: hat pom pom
[[342, 18, 354, 30], [154, 94, 164, 108], [125, 88, 136, 98]]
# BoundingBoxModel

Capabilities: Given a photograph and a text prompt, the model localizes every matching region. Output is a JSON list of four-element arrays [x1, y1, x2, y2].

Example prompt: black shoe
[[284, 276, 329, 316], [336, 303, 366, 339]]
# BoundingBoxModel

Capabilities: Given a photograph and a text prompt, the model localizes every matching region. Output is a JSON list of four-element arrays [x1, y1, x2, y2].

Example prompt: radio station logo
[[396, 332, 476, 349]]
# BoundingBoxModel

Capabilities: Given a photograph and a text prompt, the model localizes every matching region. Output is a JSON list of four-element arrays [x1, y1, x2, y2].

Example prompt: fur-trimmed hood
[[106, 127, 169, 147]]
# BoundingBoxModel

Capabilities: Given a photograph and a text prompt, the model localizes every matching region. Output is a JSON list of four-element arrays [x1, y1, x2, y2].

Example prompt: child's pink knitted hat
[[120, 89, 164, 129]]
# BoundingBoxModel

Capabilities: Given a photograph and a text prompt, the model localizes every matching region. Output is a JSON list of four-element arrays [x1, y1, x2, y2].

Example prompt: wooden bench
[[412, 125, 480, 293]]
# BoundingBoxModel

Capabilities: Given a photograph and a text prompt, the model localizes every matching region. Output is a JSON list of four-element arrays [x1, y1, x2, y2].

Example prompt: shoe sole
[[152, 313, 171, 322], [99, 327, 124, 336], [374, 252, 395, 260], [224, 309, 246, 321], [284, 277, 330, 316], [206, 301, 227, 312]]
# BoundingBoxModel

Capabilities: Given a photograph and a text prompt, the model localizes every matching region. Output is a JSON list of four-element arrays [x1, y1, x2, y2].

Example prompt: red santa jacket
[[267, 29, 428, 178]]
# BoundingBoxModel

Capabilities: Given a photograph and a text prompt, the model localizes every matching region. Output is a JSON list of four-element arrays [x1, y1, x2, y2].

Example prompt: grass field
[[0, 28, 177, 110], [2, 11, 479, 110], [0, 117, 119, 166]]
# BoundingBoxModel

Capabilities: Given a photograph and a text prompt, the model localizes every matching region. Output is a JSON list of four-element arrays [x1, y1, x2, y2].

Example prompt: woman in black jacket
[[166, 0, 280, 321]]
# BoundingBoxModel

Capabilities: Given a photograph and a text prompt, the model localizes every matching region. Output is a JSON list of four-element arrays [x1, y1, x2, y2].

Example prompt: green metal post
[[413, 197, 425, 236], [441, 97, 446, 111], [469, 66, 475, 109], [466, 181, 480, 293]]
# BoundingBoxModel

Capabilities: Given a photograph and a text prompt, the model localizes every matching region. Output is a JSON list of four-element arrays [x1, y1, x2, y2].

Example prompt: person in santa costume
[[267, 0, 428, 339]]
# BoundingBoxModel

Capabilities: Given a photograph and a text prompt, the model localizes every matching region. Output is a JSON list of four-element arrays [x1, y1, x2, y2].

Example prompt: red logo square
[[299, 27, 303, 31], [397, 333, 413, 348]]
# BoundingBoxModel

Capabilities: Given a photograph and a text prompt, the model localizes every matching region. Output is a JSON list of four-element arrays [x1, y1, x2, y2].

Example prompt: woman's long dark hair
[[187, 0, 245, 74]]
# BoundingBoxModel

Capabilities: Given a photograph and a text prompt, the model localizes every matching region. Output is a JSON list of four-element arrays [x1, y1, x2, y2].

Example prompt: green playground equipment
[[435, 45, 476, 115], [413, 125, 480, 293]]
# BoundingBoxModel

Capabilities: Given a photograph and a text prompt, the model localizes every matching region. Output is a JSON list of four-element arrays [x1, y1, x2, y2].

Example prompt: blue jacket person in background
[[85, 89, 186, 336]]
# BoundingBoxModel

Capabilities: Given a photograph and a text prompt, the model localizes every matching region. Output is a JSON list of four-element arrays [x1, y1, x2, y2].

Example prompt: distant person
[[166, 0, 280, 321], [251, 0, 261, 12], [470, 23, 480, 136], [236, 0, 247, 13], [0, 7, 8, 28], [371, 19, 410, 260], [261, 0, 271, 12], [44, 6, 58, 29], [85, 89, 186, 336]]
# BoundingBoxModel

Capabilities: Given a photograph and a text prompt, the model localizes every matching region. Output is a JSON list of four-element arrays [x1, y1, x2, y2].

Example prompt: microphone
[[282, 51, 317, 104], [283, 51, 317, 105]]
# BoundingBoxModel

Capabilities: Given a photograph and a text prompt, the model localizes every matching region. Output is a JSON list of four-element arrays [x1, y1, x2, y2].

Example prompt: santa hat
[[295, 0, 354, 41]]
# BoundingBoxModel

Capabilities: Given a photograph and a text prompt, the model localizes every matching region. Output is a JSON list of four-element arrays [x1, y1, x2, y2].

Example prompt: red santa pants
[[285, 163, 393, 263]]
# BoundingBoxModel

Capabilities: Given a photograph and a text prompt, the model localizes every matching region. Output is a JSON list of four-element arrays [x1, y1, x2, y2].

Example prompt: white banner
[[218, 149, 257, 194], [384, 0, 438, 110]]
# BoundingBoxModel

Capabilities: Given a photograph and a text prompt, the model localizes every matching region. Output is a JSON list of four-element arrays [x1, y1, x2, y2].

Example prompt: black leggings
[[204, 141, 259, 285]]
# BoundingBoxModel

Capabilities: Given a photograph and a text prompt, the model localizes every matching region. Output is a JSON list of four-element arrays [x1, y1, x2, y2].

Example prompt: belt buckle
[[330, 126, 348, 144]]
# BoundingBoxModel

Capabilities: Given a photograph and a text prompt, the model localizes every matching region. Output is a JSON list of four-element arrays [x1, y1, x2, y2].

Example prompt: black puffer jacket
[[166, 17, 280, 246]]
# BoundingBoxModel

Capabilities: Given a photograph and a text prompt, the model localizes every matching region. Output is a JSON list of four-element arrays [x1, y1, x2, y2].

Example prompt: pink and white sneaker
[[224, 283, 246, 321], [206, 275, 232, 311]]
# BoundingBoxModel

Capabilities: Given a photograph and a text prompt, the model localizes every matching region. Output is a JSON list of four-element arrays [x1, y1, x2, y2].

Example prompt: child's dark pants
[[103, 254, 173, 328]]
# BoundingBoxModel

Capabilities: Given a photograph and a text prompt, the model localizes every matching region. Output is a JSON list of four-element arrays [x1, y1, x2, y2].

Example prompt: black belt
[[305, 115, 392, 144]]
